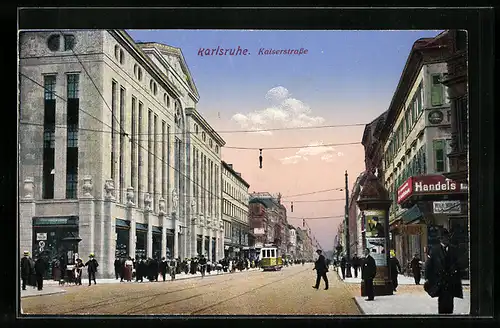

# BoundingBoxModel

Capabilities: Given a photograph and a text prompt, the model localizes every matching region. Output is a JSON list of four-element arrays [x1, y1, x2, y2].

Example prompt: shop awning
[[116, 219, 130, 228], [401, 204, 424, 223], [152, 226, 162, 234], [33, 216, 79, 226]]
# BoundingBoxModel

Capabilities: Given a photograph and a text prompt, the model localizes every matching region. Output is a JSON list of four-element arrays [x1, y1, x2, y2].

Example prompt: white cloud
[[231, 86, 325, 134], [279, 141, 344, 164]]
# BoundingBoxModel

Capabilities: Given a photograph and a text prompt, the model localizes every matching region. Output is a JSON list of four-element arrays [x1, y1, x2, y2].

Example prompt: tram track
[[121, 267, 310, 315], [59, 271, 259, 314]]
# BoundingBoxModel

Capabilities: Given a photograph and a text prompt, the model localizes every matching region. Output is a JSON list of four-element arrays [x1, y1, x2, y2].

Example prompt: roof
[[379, 31, 451, 142], [221, 161, 250, 188]]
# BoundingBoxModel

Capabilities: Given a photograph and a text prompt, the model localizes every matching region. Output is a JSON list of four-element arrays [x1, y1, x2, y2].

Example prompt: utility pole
[[344, 170, 352, 277]]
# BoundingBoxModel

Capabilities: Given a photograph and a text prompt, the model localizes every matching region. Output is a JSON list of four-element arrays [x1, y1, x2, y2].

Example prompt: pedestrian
[[424, 229, 463, 314], [199, 254, 207, 278], [159, 257, 168, 282], [169, 258, 177, 281], [136, 257, 145, 282], [312, 249, 329, 290], [34, 256, 46, 290], [124, 257, 133, 282], [114, 258, 121, 280], [75, 258, 84, 285], [389, 250, 401, 292], [84, 253, 99, 286], [352, 254, 360, 278], [362, 248, 377, 301], [340, 255, 347, 280], [20, 251, 32, 291], [410, 253, 423, 285]]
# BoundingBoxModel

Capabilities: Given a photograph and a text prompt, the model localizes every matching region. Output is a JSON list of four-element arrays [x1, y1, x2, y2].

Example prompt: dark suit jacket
[[314, 254, 328, 273], [362, 255, 377, 280], [424, 244, 463, 299]]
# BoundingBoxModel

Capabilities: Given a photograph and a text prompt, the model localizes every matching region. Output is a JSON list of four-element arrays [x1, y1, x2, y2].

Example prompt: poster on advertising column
[[364, 210, 388, 266]]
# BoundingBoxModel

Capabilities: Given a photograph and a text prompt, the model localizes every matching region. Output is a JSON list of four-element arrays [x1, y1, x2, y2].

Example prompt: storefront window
[[204, 237, 210, 256], [152, 233, 162, 260], [197, 235, 203, 256], [166, 230, 174, 259], [136, 230, 147, 259], [115, 228, 129, 259], [32, 222, 79, 279]]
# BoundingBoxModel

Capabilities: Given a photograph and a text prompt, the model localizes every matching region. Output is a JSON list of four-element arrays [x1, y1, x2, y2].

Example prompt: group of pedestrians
[[20, 251, 45, 291]]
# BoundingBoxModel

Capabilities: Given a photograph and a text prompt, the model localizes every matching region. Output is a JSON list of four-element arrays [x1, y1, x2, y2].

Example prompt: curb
[[21, 290, 67, 299], [353, 297, 366, 315]]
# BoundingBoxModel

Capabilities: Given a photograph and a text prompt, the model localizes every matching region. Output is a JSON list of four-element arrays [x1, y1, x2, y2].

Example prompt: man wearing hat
[[312, 249, 329, 290], [20, 251, 33, 290], [424, 229, 464, 314], [85, 253, 99, 286]]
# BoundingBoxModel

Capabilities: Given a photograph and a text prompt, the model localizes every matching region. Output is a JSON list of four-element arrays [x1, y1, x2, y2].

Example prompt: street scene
[[18, 28, 468, 316]]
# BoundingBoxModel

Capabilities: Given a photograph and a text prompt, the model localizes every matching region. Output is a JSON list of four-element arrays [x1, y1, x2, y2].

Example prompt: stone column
[[103, 179, 116, 278], [144, 193, 153, 258], [20, 178, 36, 255], [159, 198, 167, 258], [189, 200, 196, 259], [215, 227, 220, 261], [357, 171, 393, 296], [78, 176, 95, 263], [54, 81, 67, 199], [127, 187, 136, 259]]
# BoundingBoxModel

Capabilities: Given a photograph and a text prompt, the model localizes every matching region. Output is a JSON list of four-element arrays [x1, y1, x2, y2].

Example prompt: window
[[63, 34, 75, 51], [431, 74, 443, 106], [202, 132, 206, 142], [44, 75, 56, 100], [66, 173, 78, 199], [47, 35, 60, 51], [67, 74, 79, 99], [43, 128, 55, 148], [134, 64, 139, 78], [67, 125, 78, 148], [119, 49, 125, 65], [166, 95, 170, 108], [163, 93, 167, 105], [457, 96, 468, 151], [456, 30, 467, 51], [195, 124, 198, 134], [138, 68, 143, 81], [153, 82, 157, 95], [209, 139, 213, 148], [433, 140, 445, 172], [114, 45, 120, 61]]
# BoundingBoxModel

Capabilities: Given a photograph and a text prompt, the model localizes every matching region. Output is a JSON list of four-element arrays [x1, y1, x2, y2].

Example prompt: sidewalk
[[354, 291, 470, 315], [21, 286, 67, 298], [336, 266, 470, 286], [41, 267, 261, 287]]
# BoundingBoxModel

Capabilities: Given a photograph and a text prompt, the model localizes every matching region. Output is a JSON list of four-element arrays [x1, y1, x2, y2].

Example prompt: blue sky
[[128, 29, 442, 122]]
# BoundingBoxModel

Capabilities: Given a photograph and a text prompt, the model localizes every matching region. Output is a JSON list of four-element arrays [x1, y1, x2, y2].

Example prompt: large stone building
[[378, 31, 469, 275], [19, 30, 225, 278], [221, 161, 250, 259], [287, 224, 297, 259]]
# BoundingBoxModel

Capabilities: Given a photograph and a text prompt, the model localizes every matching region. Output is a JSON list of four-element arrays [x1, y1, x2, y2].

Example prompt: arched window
[[174, 101, 182, 128], [150, 79, 153, 91], [195, 124, 199, 134], [215, 145, 219, 153], [202, 132, 206, 142], [153, 82, 157, 95], [119, 49, 125, 64], [138, 68, 143, 81], [134, 64, 138, 78], [209, 139, 213, 148], [166, 95, 171, 108]]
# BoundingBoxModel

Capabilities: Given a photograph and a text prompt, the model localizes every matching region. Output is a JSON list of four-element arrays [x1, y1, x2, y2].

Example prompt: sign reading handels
[[397, 175, 468, 204]]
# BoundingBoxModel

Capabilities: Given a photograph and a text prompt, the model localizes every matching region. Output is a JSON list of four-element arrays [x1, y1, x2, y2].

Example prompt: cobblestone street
[[21, 265, 361, 315]]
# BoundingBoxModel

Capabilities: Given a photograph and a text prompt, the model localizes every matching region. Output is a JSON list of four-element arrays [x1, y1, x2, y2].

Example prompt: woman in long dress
[[124, 257, 133, 282]]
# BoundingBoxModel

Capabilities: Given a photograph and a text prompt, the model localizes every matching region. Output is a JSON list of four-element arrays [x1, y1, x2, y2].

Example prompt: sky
[[128, 29, 442, 252]]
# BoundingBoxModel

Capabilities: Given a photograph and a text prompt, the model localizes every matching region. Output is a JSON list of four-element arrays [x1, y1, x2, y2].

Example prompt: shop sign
[[254, 242, 263, 248], [397, 178, 413, 203], [433, 201, 461, 214], [397, 175, 468, 204], [36, 232, 47, 241], [253, 228, 265, 235]]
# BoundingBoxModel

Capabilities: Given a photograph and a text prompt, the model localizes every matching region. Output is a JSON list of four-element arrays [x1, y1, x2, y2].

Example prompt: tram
[[259, 245, 283, 271]]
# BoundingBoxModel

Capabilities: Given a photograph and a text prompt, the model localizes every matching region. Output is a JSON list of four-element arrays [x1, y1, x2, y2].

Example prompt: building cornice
[[185, 107, 226, 147], [221, 161, 251, 188], [110, 30, 182, 99]]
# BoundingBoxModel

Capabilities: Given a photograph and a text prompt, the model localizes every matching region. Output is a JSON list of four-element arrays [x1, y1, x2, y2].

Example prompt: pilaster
[[78, 176, 95, 262], [127, 186, 136, 259], [159, 197, 167, 259], [144, 192, 153, 258], [103, 179, 116, 278], [20, 178, 36, 254]]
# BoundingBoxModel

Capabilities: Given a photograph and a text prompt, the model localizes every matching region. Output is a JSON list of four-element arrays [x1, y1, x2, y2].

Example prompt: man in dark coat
[[136, 258, 145, 282], [340, 256, 347, 280], [424, 229, 463, 314], [85, 253, 99, 286], [20, 251, 33, 290], [362, 248, 377, 301], [159, 257, 168, 281], [410, 253, 423, 285], [34, 256, 46, 291], [352, 254, 360, 278], [389, 250, 402, 292], [114, 258, 121, 280], [312, 249, 329, 290]]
